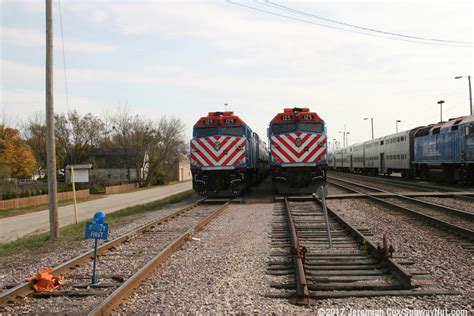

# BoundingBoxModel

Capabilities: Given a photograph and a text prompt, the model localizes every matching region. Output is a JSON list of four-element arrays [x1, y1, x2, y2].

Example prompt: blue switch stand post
[[85, 211, 109, 284]]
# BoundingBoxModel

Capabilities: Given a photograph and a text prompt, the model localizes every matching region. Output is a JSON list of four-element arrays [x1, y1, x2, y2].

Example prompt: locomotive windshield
[[272, 123, 297, 134], [221, 126, 245, 136], [299, 122, 323, 133], [195, 127, 218, 138], [271, 122, 323, 134]]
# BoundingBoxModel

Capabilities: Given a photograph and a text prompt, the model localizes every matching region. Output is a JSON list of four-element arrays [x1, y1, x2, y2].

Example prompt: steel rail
[[327, 179, 474, 240], [0, 198, 206, 305], [283, 197, 310, 305], [329, 171, 474, 202], [88, 201, 231, 316], [311, 198, 413, 289], [328, 176, 474, 219]]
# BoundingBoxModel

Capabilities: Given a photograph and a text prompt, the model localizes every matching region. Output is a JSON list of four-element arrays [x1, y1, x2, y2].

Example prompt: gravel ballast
[[118, 201, 472, 314], [0, 195, 202, 292], [2, 192, 472, 314]]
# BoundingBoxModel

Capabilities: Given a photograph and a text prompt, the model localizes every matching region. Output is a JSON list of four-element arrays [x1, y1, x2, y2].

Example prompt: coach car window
[[195, 127, 218, 138], [221, 126, 245, 137], [272, 123, 297, 134], [299, 122, 323, 133]]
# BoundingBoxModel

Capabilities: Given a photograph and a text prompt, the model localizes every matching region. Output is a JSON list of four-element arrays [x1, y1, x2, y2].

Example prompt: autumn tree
[[0, 124, 37, 178]]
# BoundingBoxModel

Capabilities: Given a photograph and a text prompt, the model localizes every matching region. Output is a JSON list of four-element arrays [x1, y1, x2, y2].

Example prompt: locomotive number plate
[[302, 115, 313, 120], [224, 118, 235, 124], [281, 115, 292, 121], [203, 119, 214, 125]]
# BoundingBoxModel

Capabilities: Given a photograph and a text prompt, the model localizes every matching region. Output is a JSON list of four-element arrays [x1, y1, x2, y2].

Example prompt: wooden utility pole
[[46, 0, 59, 239]]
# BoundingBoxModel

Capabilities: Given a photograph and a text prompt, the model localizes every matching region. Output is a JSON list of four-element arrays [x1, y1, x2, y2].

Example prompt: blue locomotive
[[413, 116, 474, 183]]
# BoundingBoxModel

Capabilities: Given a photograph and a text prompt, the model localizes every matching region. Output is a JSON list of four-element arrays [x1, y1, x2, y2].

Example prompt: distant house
[[86, 148, 148, 185], [170, 155, 191, 182]]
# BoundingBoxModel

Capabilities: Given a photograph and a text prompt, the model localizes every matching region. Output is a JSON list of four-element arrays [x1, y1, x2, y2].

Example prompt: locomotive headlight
[[237, 145, 244, 150]]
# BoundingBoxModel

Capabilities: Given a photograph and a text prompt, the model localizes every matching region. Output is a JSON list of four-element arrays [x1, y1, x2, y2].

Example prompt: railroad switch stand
[[377, 234, 395, 258]]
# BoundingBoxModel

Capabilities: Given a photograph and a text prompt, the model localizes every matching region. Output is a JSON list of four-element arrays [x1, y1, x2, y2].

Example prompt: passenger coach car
[[268, 107, 328, 194], [190, 111, 269, 196], [332, 115, 474, 184]]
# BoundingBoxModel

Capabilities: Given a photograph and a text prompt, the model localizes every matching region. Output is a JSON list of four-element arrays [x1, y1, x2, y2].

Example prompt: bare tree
[[23, 113, 48, 177], [55, 110, 106, 168], [145, 116, 187, 185], [109, 107, 156, 185]]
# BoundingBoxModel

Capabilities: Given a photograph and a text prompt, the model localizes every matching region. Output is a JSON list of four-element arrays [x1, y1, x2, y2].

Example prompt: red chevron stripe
[[193, 150, 214, 166], [274, 133, 320, 161], [190, 153, 200, 166], [192, 136, 247, 167], [203, 135, 232, 156], [272, 145, 295, 163], [221, 146, 245, 166], [275, 135, 301, 158], [228, 150, 246, 166], [307, 147, 327, 163], [197, 137, 241, 163], [272, 133, 326, 163], [301, 136, 324, 162], [272, 148, 290, 163]]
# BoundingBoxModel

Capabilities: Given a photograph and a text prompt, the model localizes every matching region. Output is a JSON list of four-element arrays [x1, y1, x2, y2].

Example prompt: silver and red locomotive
[[269, 107, 328, 194], [190, 111, 269, 196]]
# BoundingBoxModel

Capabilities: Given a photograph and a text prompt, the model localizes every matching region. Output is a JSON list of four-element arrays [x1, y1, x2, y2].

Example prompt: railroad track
[[329, 171, 474, 202], [327, 176, 474, 242], [267, 198, 458, 304], [0, 199, 230, 315]]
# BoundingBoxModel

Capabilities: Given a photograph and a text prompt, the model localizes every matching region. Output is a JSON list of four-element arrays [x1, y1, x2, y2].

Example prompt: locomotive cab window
[[195, 127, 218, 138], [221, 126, 245, 137], [272, 123, 297, 134], [299, 122, 323, 133]]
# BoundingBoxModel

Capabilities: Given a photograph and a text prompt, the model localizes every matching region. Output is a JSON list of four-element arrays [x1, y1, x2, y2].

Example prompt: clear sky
[[1, 0, 473, 148]]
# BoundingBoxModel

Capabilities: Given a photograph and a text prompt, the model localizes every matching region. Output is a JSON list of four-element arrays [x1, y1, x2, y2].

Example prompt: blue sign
[[85, 222, 109, 240], [94, 211, 106, 224]]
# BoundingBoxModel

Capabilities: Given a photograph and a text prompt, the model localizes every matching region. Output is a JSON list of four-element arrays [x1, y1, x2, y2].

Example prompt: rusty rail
[[312, 197, 413, 288], [0, 199, 205, 305], [327, 178, 474, 241], [283, 197, 309, 305], [88, 201, 231, 316]]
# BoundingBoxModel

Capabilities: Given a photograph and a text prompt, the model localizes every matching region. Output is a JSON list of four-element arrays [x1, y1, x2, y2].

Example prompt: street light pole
[[396, 120, 401, 133], [338, 131, 345, 148], [364, 117, 374, 139], [470, 76, 472, 115], [437, 100, 445, 122], [346, 132, 350, 146], [454, 75, 472, 115], [339, 125, 347, 148]]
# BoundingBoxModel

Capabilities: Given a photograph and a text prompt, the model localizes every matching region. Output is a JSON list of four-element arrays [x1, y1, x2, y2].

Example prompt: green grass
[[0, 189, 195, 256]]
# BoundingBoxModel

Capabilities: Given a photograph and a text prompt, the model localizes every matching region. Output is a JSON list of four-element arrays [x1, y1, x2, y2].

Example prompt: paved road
[[0, 182, 192, 243]]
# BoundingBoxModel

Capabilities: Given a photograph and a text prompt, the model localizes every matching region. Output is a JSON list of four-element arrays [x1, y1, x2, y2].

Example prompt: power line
[[264, 0, 472, 45], [58, 0, 70, 112], [226, 1, 472, 48]]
